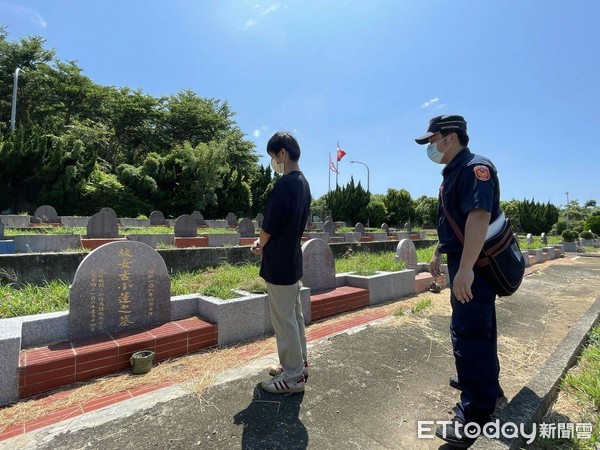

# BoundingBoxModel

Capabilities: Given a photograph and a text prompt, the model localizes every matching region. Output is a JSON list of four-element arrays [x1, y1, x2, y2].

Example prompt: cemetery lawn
[[334, 245, 437, 275], [518, 235, 564, 250], [1, 247, 437, 318], [3, 226, 239, 236], [534, 324, 600, 449]]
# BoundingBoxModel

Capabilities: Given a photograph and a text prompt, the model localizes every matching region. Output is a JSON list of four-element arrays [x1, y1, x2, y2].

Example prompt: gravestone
[[395, 238, 418, 270], [526, 233, 533, 245], [256, 213, 264, 228], [355, 222, 365, 236], [191, 211, 206, 226], [541, 232, 548, 245], [323, 220, 336, 236], [149, 210, 167, 226], [381, 223, 390, 234], [86, 212, 119, 238], [404, 221, 413, 234], [238, 218, 256, 237], [174, 214, 198, 237], [68, 241, 170, 339], [226, 213, 238, 227], [0, 221, 4, 238], [301, 238, 336, 292], [99, 207, 117, 218], [33, 205, 59, 223]]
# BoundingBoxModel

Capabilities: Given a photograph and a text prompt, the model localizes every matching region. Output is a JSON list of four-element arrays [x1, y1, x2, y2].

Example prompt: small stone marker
[[256, 213, 264, 228], [174, 214, 198, 237], [86, 212, 119, 238], [355, 222, 365, 236], [395, 238, 417, 270], [404, 221, 413, 234], [192, 211, 206, 226], [238, 218, 256, 237], [301, 238, 336, 292], [323, 220, 336, 236], [381, 223, 390, 234], [33, 205, 59, 223], [68, 241, 171, 339], [526, 233, 533, 245], [149, 210, 167, 226], [99, 207, 117, 218], [541, 233, 548, 245], [226, 212, 238, 227]]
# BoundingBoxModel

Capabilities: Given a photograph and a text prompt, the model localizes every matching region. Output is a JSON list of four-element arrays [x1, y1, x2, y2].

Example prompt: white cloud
[[420, 98, 439, 109], [244, 19, 258, 29], [253, 129, 261, 137], [5, 4, 47, 29], [262, 4, 280, 15]]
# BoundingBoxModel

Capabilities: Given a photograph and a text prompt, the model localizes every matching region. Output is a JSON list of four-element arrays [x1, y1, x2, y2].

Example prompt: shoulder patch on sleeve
[[474, 165, 491, 181]]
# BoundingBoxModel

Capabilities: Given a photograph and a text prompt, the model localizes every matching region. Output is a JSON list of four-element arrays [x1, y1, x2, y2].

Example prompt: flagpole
[[328, 152, 331, 193], [336, 141, 339, 187]]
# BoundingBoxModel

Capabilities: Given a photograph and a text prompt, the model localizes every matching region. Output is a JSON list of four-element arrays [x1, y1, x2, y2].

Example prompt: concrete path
[[2, 255, 599, 450]]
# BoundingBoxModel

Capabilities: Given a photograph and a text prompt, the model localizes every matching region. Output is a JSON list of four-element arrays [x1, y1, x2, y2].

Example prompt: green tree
[[366, 194, 388, 228], [414, 195, 438, 228], [384, 188, 415, 227]]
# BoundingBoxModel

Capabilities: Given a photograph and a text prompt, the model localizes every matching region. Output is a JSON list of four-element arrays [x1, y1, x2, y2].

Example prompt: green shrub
[[580, 230, 594, 240], [585, 216, 600, 236], [561, 230, 578, 242]]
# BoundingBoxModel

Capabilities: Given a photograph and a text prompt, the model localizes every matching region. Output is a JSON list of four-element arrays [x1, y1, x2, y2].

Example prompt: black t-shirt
[[260, 171, 311, 285], [437, 148, 501, 254]]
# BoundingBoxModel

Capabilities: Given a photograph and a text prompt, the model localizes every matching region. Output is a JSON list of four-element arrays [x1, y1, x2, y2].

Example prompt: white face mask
[[271, 157, 285, 174], [426, 135, 449, 164]]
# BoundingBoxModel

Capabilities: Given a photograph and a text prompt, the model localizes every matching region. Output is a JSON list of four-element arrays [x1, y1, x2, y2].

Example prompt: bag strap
[[440, 185, 466, 244], [439, 185, 492, 267]]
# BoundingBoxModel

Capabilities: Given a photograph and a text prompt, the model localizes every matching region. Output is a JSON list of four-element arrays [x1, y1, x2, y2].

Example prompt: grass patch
[[411, 298, 432, 314], [171, 263, 265, 300], [0, 281, 70, 318], [533, 325, 600, 449], [334, 245, 437, 275], [3, 226, 241, 236]]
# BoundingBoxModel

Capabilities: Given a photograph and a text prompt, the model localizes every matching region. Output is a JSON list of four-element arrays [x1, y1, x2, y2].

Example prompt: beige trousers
[[266, 282, 307, 381]]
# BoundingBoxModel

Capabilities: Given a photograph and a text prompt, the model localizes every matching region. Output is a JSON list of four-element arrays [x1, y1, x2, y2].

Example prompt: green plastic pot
[[130, 350, 155, 375]]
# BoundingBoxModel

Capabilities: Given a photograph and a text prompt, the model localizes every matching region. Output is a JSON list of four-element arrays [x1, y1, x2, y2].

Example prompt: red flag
[[329, 155, 339, 174], [337, 145, 346, 161]]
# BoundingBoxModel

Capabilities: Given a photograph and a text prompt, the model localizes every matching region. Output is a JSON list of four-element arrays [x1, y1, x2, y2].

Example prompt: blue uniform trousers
[[447, 254, 502, 425]]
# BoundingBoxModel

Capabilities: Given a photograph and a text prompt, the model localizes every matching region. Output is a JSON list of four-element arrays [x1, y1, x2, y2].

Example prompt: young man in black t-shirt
[[251, 131, 311, 393]]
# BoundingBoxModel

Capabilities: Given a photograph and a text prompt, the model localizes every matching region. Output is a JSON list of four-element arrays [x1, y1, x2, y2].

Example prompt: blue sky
[[3, 0, 599, 207]]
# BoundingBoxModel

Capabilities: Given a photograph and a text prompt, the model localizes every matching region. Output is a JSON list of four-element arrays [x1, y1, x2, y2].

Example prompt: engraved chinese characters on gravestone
[[301, 238, 336, 292], [68, 241, 170, 339]]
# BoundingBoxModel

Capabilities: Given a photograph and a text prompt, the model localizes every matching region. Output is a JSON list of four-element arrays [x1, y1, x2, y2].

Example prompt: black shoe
[[435, 417, 477, 448], [449, 374, 461, 390]]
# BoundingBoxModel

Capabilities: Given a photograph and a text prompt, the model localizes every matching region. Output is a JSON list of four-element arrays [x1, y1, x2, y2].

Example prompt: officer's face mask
[[426, 135, 449, 164], [270, 152, 285, 174]]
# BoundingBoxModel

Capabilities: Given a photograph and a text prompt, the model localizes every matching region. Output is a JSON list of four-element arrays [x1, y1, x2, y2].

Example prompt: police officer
[[415, 115, 505, 447]]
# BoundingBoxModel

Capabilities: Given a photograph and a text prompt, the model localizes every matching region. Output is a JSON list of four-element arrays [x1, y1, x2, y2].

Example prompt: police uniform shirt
[[260, 171, 312, 285], [437, 148, 501, 255]]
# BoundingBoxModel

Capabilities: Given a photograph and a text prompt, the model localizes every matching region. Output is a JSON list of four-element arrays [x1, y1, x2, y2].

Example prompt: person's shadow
[[233, 384, 308, 450]]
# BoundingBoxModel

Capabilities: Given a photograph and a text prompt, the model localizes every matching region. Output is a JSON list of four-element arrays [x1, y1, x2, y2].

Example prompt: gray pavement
[[3, 255, 600, 450]]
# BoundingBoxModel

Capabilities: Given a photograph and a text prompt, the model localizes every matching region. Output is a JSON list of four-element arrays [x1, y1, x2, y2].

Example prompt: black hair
[[266, 131, 301, 161], [441, 130, 469, 147]]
